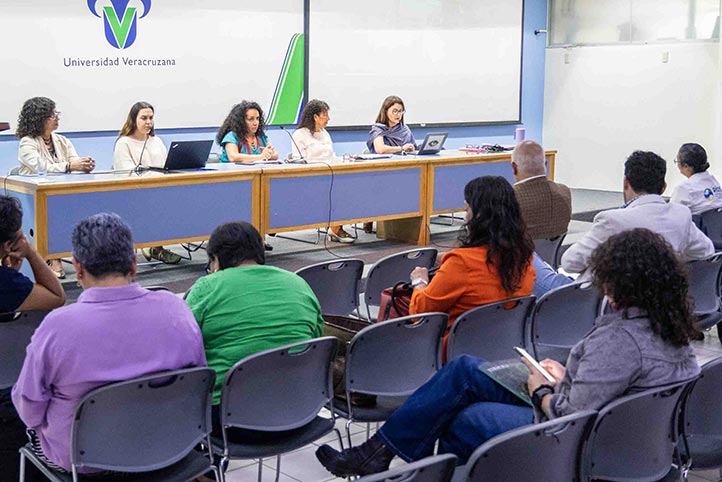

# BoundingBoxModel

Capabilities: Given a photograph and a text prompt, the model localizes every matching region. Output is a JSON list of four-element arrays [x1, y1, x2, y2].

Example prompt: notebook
[[479, 359, 535, 406]]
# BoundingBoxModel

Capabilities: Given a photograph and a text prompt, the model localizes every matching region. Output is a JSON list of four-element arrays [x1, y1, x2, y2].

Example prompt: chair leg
[[19, 451, 25, 482], [366, 423, 371, 440], [274, 455, 282, 482], [345, 419, 354, 447], [334, 427, 345, 450], [211, 465, 223, 482], [257, 458, 263, 482]]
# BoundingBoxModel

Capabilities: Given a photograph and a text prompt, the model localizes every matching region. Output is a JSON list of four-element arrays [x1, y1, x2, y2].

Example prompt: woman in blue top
[[367, 95, 417, 155], [217, 101, 278, 164]]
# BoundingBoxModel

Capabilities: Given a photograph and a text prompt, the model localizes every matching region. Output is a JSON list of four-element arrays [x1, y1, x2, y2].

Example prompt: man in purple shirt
[[12, 213, 206, 475]]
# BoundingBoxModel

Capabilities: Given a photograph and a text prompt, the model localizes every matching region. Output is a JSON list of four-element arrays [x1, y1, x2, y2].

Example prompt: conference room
[[1, 0, 722, 481]]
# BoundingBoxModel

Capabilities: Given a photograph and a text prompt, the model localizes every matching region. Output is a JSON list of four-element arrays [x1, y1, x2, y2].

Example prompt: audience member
[[185, 221, 324, 412], [0, 195, 64, 313], [316, 228, 700, 476], [512, 140, 571, 240], [534, 150, 714, 295], [408, 176, 535, 335], [670, 143, 722, 215], [11, 213, 205, 475]]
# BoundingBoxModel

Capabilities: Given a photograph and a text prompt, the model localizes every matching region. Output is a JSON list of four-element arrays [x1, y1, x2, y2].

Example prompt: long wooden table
[[1, 150, 556, 257]]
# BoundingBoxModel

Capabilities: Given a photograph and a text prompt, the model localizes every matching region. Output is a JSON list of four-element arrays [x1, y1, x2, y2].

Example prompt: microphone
[[135, 131, 150, 172], [279, 125, 306, 164]]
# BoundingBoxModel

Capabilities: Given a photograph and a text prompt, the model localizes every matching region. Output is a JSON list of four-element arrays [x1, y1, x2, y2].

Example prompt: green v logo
[[103, 6, 136, 49]]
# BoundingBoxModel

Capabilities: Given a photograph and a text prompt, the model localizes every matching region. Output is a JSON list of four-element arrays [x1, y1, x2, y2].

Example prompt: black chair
[[0, 310, 48, 389], [296, 259, 364, 316], [580, 379, 697, 482], [446, 296, 536, 363], [529, 282, 602, 362], [332, 313, 447, 446], [211, 337, 340, 482], [357, 454, 457, 482], [698, 207, 722, 249], [677, 357, 722, 480], [686, 255, 722, 331], [534, 234, 566, 270], [19, 367, 218, 482], [463, 410, 597, 482], [363, 248, 438, 321]]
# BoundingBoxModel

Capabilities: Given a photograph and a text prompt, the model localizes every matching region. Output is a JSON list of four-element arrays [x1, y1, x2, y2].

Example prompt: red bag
[[378, 281, 413, 321]]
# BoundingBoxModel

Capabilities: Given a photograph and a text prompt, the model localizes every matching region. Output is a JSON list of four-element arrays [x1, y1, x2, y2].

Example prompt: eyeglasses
[[391, 109, 405, 115], [50, 111, 61, 119]]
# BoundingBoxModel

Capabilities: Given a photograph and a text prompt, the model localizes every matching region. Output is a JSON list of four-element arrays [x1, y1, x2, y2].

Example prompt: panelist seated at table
[[112, 102, 180, 265], [112, 101, 167, 171], [217, 101, 279, 164], [366, 95, 417, 155], [16, 97, 95, 176], [293, 99, 354, 244]]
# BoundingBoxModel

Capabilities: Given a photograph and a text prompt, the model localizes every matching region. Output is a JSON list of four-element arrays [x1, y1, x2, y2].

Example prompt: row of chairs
[[17, 334, 722, 482]]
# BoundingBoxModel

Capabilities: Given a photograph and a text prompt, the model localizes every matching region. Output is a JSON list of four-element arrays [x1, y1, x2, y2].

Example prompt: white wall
[[543, 42, 720, 192]]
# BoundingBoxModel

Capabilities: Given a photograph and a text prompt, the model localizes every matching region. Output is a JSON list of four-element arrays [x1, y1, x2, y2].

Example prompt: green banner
[[267, 33, 304, 125]]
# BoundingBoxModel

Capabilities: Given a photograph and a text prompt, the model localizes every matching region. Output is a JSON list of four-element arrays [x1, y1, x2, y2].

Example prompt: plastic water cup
[[36, 158, 46, 177], [514, 127, 526, 143]]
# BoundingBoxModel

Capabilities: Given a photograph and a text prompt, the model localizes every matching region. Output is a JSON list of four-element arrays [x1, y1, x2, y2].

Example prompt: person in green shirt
[[185, 221, 324, 409]]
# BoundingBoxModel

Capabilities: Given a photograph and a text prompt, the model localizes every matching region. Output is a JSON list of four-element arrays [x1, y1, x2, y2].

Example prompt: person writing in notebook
[[112, 101, 180, 264], [217, 101, 278, 164], [316, 228, 699, 477]]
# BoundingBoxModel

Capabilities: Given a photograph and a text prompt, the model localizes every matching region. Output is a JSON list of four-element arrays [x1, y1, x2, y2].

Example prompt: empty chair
[[529, 282, 602, 362], [534, 234, 566, 270], [0, 310, 48, 389], [333, 313, 447, 445], [356, 454, 457, 482], [686, 255, 722, 331], [211, 337, 340, 482], [363, 248, 437, 321], [698, 207, 722, 249], [678, 357, 722, 478], [446, 296, 536, 363], [580, 379, 695, 482], [19, 367, 218, 482], [463, 410, 597, 482], [296, 258, 364, 316]]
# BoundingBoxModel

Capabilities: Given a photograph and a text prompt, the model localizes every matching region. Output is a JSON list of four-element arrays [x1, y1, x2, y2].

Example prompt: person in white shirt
[[670, 143, 722, 215], [15, 96, 95, 278], [112, 102, 180, 265], [112, 101, 167, 171], [293, 99, 354, 243]]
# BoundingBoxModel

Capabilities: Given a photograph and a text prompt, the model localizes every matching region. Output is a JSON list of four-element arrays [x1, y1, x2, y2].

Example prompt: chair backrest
[[465, 410, 597, 482], [0, 310, 48, 389], [581, 379, 695, 482], [363, 248, 437, 320], [346, 313, 447, 396], [446, 296, 536, 363], [296, 259, 364, 316], [529, 282, 602, 362], [220, 337, 337, 431], [680, 357, 722, 469], [699, 207, 722, 250], [70, 367, 215, 472], [686, 255, 722, 315], [356, 454, 457, 482], [534, 234, 566, 270]]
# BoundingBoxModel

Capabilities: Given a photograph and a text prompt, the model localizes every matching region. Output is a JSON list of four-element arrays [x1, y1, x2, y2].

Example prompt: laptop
[[149, 140, 213, 172], [406, 132, 448, 155]]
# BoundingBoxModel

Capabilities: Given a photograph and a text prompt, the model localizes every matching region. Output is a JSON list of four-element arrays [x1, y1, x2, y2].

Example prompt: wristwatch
[[531, 385, 554, 411], [411, 278, 427, 287]]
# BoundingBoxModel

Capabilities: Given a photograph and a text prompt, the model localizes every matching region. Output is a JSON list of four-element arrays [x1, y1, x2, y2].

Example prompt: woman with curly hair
[[16, 97, 95, 176], [408, 176, 536, 331], [16, 97, 95, 278], [217, 101, 278, 164], [317, 228, 700, 477]]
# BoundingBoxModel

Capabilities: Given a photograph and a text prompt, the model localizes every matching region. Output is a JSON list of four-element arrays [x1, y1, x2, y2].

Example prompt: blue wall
[[0, 1, 547, 173]]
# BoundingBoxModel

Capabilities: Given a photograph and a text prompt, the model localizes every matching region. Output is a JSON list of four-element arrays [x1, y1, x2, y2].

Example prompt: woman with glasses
[[366, 95, 417, 154], [15, 97, 95, 278], [670, 143, 722, 215]]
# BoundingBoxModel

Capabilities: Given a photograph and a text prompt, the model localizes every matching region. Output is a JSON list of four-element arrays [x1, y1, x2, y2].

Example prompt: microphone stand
[[278, 125, 306, 164]]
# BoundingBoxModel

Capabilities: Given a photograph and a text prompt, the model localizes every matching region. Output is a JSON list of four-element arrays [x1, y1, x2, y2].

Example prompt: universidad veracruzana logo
[[87, 0, 152, 49]]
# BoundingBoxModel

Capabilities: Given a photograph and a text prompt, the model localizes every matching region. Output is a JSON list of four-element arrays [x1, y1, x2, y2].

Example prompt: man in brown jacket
[[512, 140, 572, 240]]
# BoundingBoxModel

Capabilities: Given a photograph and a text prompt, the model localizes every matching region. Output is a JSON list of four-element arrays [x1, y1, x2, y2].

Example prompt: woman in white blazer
[[670, 143, 722, 215], [15, 97, 95, 278]]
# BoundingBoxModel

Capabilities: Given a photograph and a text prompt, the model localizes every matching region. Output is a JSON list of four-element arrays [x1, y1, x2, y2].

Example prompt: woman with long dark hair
[[317, 228, 700, 477], [367, 95, 416, 154], [112, 101, 166, 171], [217, 101, 278, 164], [408, 176, 536, 329]]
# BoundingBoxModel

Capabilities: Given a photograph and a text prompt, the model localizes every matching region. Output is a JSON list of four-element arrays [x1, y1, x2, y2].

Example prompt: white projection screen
[[0, 1, 303, 132], [308, 0, 524, 127]]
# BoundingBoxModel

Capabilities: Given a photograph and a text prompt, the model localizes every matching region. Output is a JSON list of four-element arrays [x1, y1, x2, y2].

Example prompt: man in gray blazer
[[512, 140, 572, 240], [535, 150, 714, 294]]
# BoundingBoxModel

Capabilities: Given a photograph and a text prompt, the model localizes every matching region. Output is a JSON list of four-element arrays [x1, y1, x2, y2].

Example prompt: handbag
[[377, 266, 439, 322]]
